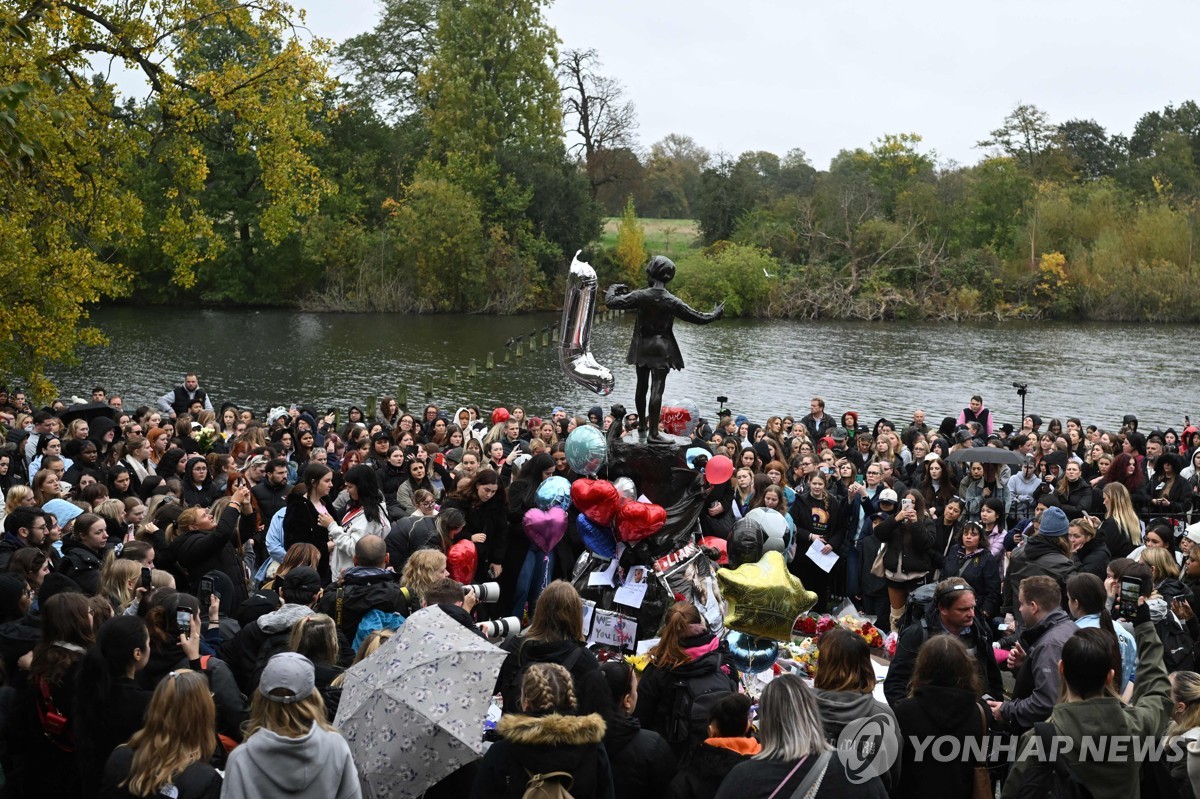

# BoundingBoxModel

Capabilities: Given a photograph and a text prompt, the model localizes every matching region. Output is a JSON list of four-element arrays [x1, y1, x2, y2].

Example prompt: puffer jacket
[[169, 505, 251, 609], [603, 714, 676, 799], [471, 712, 614, 799]]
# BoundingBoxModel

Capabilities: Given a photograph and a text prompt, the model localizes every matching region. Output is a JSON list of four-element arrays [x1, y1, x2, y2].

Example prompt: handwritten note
[[581, 599, 596, 638], [587, 609, 638, 650]]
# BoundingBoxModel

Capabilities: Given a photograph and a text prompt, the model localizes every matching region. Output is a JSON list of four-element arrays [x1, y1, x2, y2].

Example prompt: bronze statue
[[605, 256, 723, 443]]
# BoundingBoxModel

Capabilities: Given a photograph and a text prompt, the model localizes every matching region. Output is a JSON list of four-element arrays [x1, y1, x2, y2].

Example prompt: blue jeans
[[512, 549, 556, 618]]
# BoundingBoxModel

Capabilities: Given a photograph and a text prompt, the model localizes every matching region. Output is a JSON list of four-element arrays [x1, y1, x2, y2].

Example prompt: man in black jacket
[[316, 535, 406, 661], [220, 566, 322, 693], [252, 458, 290, 521], [0, 507, 48, 572], [884, 577, 1004, 706]]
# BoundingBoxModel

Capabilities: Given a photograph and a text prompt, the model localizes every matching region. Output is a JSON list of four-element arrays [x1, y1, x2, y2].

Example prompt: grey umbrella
[[946, 446, 1024, 466], [334, 606, 506, 799]]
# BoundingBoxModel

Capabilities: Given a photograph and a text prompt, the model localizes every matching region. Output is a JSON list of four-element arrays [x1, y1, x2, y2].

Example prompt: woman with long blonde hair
[[1099, 481, 1142, 558], [100, 669, 221, 798], [222, 653, 360, 799]]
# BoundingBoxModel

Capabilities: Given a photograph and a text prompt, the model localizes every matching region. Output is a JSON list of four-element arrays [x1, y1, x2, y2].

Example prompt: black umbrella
[[946, 447, 1024, 466], [58, 402, 117, 424]]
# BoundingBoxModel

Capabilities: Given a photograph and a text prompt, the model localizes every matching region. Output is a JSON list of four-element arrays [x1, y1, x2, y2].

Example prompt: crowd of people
[[2, 376, 1200, 797]]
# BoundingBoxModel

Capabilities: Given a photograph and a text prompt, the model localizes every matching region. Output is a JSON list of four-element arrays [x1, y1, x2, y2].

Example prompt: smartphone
[[197, 576, 214, 612], [901, 498, 914, 512], [1119, 577, 1142, 618], [140, 567, 152, 591], [174, 606, 194, 637]]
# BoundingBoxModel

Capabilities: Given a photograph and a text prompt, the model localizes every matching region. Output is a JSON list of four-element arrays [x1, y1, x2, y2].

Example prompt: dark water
[[46, 307, 1199, 432]]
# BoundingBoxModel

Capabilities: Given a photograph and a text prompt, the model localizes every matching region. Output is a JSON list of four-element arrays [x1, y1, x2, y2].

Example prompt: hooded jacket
[[667, 738, 760, 799], [603, 713, 676, 799], [223, 722, 360, 799], [180, 456, 219, 508], [471, 712, 614, 799], [220, 602, 314, 694], [496, 638, 608, 718], [814, 687, 901, 791], [893, 685, 989, 799]]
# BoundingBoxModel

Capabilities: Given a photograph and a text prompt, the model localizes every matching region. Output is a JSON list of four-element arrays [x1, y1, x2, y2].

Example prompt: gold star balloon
[[716, 551, 818, 641]]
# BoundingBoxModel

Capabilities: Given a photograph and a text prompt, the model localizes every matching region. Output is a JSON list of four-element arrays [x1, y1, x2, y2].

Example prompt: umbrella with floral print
[[334, 606, 506, 798]]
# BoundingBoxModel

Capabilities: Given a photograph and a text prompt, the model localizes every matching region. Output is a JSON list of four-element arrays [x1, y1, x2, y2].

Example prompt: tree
[[613, 197, 646, 284], [0, 0, 332, 399], [558, 48, 638, 198], [1057, 119, 1120, 181], [641, 133, 709, 218], [977, 103, 1061, 178], [337, 0, 438, 121]]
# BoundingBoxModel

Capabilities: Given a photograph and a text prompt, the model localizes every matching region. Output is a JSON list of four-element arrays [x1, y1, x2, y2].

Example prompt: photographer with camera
[[422, 578, 485, 637]]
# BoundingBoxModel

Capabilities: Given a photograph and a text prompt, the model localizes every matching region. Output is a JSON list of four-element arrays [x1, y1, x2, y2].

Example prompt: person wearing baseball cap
[[222, 652, 362, 799]]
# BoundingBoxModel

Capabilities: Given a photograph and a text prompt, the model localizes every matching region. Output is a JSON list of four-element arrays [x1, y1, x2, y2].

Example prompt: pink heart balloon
[[524, 506, 568, 553]]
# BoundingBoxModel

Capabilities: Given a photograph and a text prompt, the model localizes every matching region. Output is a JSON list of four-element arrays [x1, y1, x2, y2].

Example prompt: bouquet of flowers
[[837, 613, 884, 648], [194, 427, 217, 454], [792, 613, 836, 639], [782, 637, 819, 677]]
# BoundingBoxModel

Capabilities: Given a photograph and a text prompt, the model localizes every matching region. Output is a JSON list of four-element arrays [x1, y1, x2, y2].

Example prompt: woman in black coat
[[441, 469, 507, 584], [873, 489, 937, 633], [282, 464, 337, 584], [1069, 516, 1110, 580], [599, 661, 676, 799], [1055, 461, 1094, 520], [789, 471, 846, 611], [169, 488, 253, 609], [940, 522, 1002, 621]]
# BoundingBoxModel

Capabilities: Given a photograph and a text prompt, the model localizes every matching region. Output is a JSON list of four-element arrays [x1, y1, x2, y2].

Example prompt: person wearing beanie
[[1001, 505, 1077, 623], [222, 652, 361, 799]]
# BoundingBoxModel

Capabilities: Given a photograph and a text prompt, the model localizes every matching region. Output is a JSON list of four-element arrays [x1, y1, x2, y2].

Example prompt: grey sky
[[281, 0, 1196, 168]]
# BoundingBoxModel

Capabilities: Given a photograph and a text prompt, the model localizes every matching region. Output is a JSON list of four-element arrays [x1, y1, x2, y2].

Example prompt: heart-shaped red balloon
[[523, 506, 568, 553], [570, 479, 622, 526], [615, 500, 667, 543], [447, 539, 478, 583]]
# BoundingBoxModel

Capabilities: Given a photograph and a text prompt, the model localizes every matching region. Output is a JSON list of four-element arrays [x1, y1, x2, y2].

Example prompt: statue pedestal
[[608, 432, 689, 506]]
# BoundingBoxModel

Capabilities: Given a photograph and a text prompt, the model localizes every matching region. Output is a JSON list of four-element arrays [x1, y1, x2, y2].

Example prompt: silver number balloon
[[559, 250, 614, 396]]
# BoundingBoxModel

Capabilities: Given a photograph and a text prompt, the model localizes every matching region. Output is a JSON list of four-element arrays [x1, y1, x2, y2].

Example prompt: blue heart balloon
[[725, 630, 780, 674], [535, 476, 573, 511], [578, 512, 616, 560]]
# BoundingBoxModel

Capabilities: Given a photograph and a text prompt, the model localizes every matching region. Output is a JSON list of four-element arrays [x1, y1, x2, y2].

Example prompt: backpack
[[1154, 615, 1196, 673], [901, 583, 937, 631], [664, 666, 732, 746], [522, 769, 575, 799]]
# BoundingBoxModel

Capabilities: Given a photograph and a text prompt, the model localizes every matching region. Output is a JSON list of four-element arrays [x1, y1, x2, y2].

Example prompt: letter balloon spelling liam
[[605, 256, 723, 443], [559, 251, 615, 395]]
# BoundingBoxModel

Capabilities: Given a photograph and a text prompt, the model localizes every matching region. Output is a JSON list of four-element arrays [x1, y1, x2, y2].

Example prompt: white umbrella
[[334, 606, 506, 799]]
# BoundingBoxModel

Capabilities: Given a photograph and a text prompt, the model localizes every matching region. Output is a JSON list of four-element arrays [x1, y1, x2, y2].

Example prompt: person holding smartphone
[[872, 490, 937, 633]]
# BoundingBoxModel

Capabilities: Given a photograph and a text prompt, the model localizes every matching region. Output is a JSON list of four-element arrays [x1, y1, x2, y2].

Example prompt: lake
[[45, 307, 1199, 433]]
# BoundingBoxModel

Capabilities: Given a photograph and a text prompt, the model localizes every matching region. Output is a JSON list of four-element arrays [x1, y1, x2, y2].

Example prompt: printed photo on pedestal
[[654, 542, 726, 633]]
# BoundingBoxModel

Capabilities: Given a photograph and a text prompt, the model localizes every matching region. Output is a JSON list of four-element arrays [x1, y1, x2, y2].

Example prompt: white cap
[[879, 488, 899, 504], [1185, 522, 1200, 546]]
